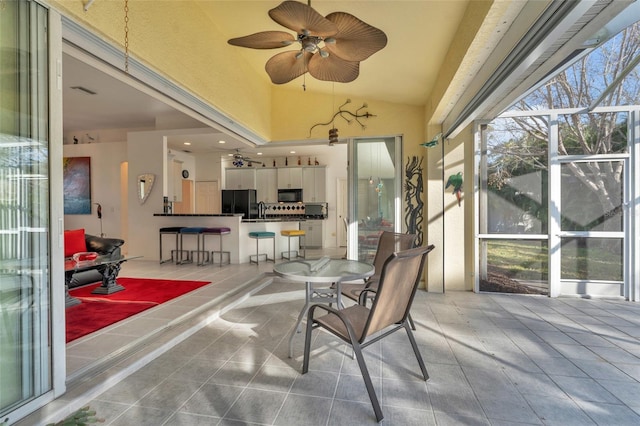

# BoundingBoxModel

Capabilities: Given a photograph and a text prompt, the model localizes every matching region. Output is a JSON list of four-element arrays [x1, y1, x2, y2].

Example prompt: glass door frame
[[346, 135, 403, 260], [0, 2, 66, 423], [475, 109, 639, 300], [549, 112, 630, 298]]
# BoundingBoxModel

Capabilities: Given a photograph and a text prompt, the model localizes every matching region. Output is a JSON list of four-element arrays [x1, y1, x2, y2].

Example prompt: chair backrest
[[370, 232, 417, 283], [362, 244, 435, 339]]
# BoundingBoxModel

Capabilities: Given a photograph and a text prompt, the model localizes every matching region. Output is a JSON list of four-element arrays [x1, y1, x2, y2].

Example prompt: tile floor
[[17, 251, 640, 425]]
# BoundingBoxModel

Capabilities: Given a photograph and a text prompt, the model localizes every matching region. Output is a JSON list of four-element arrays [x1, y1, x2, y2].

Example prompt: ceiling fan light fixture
[[228, 0, 387, 85]]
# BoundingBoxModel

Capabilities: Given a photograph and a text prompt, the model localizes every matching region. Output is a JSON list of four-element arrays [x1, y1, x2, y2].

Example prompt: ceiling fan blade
[[265, 50, 312, 84], [307, 53, 359, 83], [324, 12, 388, 62], [269, 1, 337, 37], [228, 31, 296, 49]]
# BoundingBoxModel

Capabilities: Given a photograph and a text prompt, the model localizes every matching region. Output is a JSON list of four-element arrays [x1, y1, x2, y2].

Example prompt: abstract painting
[[63, 157, 91, 214]]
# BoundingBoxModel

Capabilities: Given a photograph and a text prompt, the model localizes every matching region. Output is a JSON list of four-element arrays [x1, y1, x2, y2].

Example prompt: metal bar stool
[[159, 227, 187, 264], [248, 231, 275, 264], [202, 227, 231, 266], [280, 230, 306, 260], [178, 227, 207, 265]]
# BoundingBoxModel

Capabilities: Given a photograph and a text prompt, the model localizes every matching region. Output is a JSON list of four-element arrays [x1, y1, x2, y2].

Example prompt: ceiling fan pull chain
[[124, 0, 130, 73]]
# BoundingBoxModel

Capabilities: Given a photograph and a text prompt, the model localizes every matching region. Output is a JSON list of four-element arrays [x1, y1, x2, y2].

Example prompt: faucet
[[258, 201, 266, 219]]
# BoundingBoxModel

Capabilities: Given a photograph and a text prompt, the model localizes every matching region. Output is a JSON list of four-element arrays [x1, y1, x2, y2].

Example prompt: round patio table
[[273, 257, 374, 358]]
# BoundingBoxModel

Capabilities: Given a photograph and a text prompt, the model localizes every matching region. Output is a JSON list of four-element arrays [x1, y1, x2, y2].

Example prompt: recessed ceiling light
[[183, 141, 191, 146], [290, 150, 296, 154], [228, 153, 234, 156], [218, 140, 226, 144], [257, 152, 263, 155]]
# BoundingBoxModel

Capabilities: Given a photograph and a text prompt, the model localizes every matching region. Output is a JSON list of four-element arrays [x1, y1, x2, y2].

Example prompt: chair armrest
[[358, 288, 377, 306]]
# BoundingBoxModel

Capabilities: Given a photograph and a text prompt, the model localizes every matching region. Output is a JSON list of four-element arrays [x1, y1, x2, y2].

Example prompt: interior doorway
[[348, 136, 403, 261]]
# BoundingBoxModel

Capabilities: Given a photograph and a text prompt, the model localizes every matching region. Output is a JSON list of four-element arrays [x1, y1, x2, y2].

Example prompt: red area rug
[[66, 277, 211, 343]]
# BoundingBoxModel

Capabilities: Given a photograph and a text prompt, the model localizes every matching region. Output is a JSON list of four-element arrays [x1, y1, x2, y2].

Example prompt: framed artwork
[[63, 157, 91, 214]]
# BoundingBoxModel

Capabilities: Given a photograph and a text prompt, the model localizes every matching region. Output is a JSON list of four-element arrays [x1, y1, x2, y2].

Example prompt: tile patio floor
[[16, 254, 640, 425]]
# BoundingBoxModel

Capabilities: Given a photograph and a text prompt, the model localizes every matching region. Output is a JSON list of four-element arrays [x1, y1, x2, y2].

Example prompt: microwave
[[305, 202, 328, 219], [278, 188, 303, 203]]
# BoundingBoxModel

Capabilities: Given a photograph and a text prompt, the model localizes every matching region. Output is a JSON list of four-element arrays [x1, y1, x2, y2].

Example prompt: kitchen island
[[147, 214, 303, 264]]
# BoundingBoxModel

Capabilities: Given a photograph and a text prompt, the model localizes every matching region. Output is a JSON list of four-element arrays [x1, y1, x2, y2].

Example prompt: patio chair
[[302, 244, 435, 423], [341, 231, 418, 325]]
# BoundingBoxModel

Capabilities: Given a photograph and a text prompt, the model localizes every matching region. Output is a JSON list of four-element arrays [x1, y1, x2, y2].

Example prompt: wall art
[[63, 156, 91, 214]]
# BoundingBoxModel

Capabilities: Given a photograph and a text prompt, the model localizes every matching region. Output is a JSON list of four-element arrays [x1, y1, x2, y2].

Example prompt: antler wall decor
[[309, 99, 376, 145]]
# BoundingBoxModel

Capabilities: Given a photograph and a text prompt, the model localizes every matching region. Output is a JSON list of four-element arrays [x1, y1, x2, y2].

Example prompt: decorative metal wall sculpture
[[308, 99, 375, 145], [404, 156, 424, 246]]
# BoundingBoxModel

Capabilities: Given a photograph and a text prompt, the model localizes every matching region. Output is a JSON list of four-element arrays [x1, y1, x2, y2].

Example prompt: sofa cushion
[[64, 229, 87, 257]]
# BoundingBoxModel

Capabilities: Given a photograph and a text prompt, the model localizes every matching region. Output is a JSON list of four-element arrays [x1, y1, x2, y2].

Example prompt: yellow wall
[[270, 87, 424, 148], [50, 0, 273, 140]]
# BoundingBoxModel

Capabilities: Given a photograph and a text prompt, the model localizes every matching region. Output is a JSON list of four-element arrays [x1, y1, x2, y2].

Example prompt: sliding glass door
[[347, 136, 402, 261], [0, 0, 52, 419]]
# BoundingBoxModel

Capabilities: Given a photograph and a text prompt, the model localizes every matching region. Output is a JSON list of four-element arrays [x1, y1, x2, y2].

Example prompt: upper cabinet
[[302, 166, 326, 202], [256, 168, 278, 202], [277, 167, 303, 188], [225, 168, 256, 189]]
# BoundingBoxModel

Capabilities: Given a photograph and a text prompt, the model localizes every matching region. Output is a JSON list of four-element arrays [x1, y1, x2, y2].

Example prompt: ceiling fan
[[228, 149, 262, 167], [228, 1, 387, 85]]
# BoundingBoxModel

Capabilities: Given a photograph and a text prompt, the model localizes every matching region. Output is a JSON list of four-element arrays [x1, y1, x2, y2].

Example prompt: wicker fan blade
[[307, 53, 359, 83], [269, 1, 337, 37], [324, 12, 387, 62], [228, 31, 296, 49], [265, 50, 312, 84]]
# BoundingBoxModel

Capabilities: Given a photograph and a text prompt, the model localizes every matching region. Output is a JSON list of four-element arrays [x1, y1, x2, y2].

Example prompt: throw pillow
[[64, 228, 87, 257]]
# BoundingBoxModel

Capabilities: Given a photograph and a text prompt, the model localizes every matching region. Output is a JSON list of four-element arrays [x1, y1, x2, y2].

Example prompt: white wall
[[126, 131, 169, 259], [63, 142, 126, 239]]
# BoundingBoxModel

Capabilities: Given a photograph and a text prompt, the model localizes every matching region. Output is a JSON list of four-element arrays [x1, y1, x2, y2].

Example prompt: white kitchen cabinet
[[300, 220, 323, 248], [302, 166, 326, 202], [256, 168, 278, 202], [225, 168, 256, 189], [277, 167, 303, 188]]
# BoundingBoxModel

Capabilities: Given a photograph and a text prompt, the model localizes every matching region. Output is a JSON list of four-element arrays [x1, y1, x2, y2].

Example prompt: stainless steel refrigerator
[[221, 189, 258, 219]]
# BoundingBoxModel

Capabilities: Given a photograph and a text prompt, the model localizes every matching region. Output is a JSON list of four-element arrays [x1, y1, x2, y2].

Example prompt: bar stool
[[248, 231, 275, 264], [159, 227, 187, 264], [202, 227, 231, 266], [280, 229, 306, 260], [179, 227, 207, 265]]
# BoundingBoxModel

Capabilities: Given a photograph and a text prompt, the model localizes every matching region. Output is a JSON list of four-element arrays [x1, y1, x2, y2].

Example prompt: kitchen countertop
[[242, 217, 305, 222], [153, 213, 241, 217]]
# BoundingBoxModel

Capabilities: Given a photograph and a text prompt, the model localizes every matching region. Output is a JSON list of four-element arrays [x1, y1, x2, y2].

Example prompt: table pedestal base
[[288, 281, 342, 358], [91, 262, 126, 295]]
